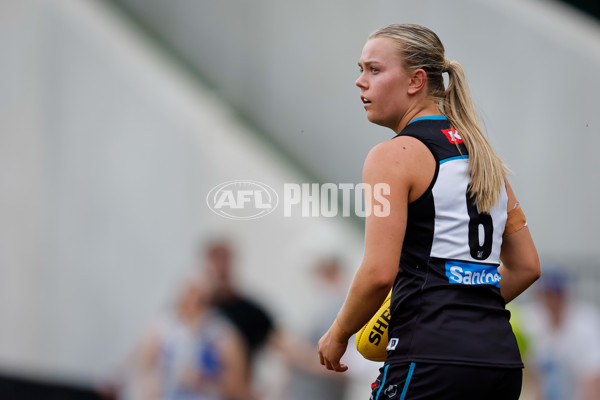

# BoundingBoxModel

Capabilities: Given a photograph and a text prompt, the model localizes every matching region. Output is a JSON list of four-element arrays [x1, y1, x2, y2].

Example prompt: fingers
[[319, 349, 339, 371], [319, 349, 334, 370], [329, 359, 348, 372], [317, 330, 349, 372], [321, 354, 348, 372]]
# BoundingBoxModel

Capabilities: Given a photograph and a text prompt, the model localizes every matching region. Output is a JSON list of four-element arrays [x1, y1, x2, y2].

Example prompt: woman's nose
[[355, 74, 367, 88]]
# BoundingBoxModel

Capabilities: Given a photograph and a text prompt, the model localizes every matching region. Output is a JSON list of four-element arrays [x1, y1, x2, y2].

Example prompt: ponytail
[[442, 60, 507, 213]]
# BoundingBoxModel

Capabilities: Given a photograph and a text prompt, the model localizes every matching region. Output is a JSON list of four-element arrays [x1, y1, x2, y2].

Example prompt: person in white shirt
[[521, 267, 600, 400]]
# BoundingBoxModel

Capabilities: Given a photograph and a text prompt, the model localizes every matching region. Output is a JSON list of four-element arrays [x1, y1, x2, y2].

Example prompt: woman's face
[[356, 37, 411, 131]]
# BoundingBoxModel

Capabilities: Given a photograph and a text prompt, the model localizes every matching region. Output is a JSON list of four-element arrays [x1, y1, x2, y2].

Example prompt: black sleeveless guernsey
[[385, 116, 523, 368]]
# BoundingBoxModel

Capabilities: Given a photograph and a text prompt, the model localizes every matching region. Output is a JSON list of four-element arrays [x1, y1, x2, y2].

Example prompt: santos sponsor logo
[[445, 261, 501, 287]]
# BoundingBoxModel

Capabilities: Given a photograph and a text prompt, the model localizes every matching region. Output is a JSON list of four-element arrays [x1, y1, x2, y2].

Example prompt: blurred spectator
[[102, 273, 248, 400], [199, 239, 275, 396], [278, 256, 349, 400], [521, 266, 600, 400]]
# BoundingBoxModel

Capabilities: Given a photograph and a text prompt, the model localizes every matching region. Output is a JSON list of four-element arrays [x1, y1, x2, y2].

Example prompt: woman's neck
[[394, 102, 441, 133]]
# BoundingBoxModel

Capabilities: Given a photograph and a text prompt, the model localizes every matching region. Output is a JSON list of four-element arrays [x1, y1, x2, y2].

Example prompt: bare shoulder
[[363, 136, 433, 179]]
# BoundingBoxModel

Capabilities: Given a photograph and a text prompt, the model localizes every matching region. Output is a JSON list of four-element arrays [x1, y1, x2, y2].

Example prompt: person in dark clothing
[[200, 239, 275, 395]]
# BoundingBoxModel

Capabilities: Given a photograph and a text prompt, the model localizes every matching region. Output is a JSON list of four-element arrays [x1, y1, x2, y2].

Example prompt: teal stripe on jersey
[[409, 115, 448, 125], [375, 364, 390, 400], [440, 154, 469, 165], [400, 363, 416, 400]]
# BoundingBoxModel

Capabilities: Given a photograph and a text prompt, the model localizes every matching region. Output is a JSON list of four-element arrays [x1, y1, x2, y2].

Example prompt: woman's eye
[[358, 66, 379, 73]]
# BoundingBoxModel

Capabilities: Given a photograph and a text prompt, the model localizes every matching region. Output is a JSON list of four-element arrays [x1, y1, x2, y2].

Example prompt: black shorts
[[369, 362, 522, 400]]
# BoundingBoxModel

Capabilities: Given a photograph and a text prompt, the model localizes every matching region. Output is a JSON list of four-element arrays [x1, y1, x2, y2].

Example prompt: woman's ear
[[407, 68, 428, 95]]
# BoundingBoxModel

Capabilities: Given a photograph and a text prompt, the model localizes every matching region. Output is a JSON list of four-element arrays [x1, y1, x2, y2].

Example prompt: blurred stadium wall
[[0, 0, 366, 392], [0, 0, 599, 396]]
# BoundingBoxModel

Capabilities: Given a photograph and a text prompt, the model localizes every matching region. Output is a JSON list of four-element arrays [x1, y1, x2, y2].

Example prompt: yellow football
[[355, 289, 392, 362]]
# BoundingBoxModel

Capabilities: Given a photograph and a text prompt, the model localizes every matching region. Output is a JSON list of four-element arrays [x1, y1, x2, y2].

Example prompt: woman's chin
[[365, 112, 379, 125], [366, 115, 390, 129]]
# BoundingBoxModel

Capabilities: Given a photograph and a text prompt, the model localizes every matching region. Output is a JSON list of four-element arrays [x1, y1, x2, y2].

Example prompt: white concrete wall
[[0, 0, 369, 391], [0, 0, 47, 375]]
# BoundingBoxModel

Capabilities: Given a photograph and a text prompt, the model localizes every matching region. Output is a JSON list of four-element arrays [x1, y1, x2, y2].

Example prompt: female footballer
[[317, 24, 540, 399]]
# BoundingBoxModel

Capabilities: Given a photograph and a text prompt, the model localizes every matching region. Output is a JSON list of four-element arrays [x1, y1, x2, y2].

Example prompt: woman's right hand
[[317, 325, 349, 372]]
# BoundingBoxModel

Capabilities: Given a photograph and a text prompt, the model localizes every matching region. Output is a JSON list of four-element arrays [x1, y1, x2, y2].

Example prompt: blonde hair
[[370, 24, 507, 213]]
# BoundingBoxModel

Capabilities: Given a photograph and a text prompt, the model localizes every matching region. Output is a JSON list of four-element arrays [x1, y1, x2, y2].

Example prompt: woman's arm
[[317, 136, 435, 372], [498, 181, 541, 303]]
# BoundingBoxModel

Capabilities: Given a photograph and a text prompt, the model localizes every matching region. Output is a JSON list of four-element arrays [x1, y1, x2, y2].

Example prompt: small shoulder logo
[[442, 128, 463, 144]]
